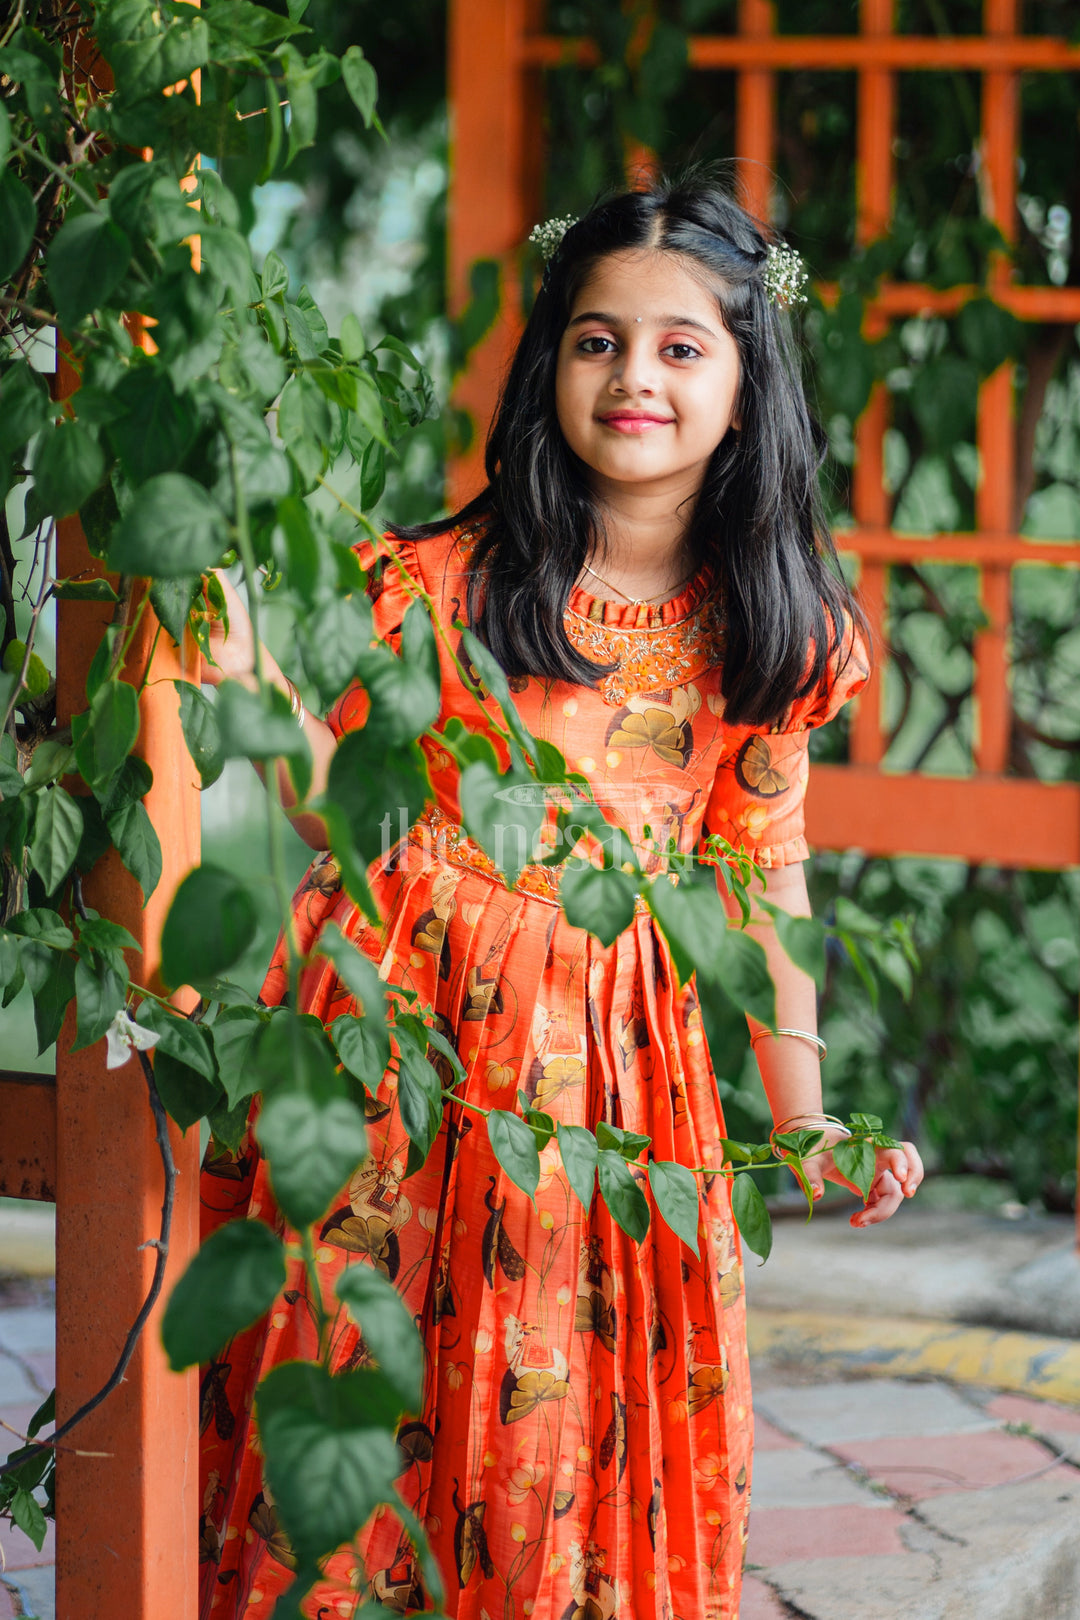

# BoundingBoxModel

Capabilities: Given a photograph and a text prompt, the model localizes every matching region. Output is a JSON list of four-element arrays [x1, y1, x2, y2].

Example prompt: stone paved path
[[0, 1281, 55, 1620]]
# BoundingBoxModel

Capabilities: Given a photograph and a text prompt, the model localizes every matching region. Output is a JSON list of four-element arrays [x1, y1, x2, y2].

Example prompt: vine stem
[[9, 133, 103, 215], [0, 1047, 176, 1479]]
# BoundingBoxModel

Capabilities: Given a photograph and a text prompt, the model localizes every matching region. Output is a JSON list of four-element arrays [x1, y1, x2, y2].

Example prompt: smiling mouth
[[598, 413, 675, 433]]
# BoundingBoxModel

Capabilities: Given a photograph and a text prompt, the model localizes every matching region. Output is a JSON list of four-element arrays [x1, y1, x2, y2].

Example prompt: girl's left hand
[[805, 1139, 925, 1228]]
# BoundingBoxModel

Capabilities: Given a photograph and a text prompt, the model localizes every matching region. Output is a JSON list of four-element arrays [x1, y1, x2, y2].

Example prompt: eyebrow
[[567, 310, 718, 337]]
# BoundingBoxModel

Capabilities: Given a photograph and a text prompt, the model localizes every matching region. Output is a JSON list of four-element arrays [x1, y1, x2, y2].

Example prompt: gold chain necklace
[[579, 558, 697, 608]]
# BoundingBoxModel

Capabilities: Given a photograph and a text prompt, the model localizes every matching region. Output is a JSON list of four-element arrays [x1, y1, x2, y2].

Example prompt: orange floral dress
[[199, 526, 868, 1620]]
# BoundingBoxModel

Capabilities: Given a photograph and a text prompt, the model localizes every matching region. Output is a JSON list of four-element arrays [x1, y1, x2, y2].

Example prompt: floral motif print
[[199, 527, 868, 1620]]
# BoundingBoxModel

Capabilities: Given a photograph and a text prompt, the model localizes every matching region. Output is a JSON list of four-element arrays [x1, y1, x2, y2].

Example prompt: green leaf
[[29, 785, 82, 894], [257, 1362, 402, 1568], [0, 170, 37, 283], [174, 680, 224, 788], [7, 907, 74, 951], [150, 576, 200, 646], [137, 1001, 217, 1082], [160, 864, 258, 991], [74, 681, 140, 794], [555, 1122, 597, 1213], [341, 45, 378, 127], [210, 1005, 266, 1107], [250, 1010, 336, 1098], [910, 355, 979, 450], [9, 1485, 48, 1552], [73, 952, 127, 1051], [47, 213, 132, 330], [594, 1120, 650, 1161], [53, 577, 119, 603], [31, 950, 76, 1054], [108, 365, 198, 484], [326, 731, 430, 864], [279, 42, 318, 162], [297, 594, 373, 709], [162, 1218, 285, 1371], [331, 1013, 389, 1092], [832, 1136, 877, 1200], [559, 863, 637, 946], [153, 1051, 224, 1132], [215, 679, 311, 799], [256, 1091, 368, 1229], [0, 362, 50, 457], [760, 901, 826, 989], [487, 1109, 540, 1202], [336, 1264, 423, 1410], [649, 1160, 700, 1255], [77, 916, 139, 957], [730, 1171, 772, 1261], [33, 420, 105, 518], [394, 1024, 443, 1164], [714, 926, 776, 1027], [261, 249, 289, 300], [459, 627, 534, 753], [108, 473, 228, 579], [352, 611, 439, 746], [106, 798, 162, 902], [956, 297, 1020, 376], [459, 758, 544, 887], [316, 924, 387, 1035], [597, 1150, 649, 1242], [339, 311, 365, 361]]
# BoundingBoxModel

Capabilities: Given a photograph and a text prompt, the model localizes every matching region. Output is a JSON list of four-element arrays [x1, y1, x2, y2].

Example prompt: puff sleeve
[[700, 623, 870, 869], [326, 536, 422, 740]]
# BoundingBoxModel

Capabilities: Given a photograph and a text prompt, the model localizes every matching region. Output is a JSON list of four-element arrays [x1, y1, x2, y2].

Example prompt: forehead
[[567, 248, 723, 321]]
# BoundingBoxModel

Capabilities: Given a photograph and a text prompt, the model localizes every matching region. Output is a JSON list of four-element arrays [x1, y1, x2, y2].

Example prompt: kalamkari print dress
[[199, 526, 869, 1620]]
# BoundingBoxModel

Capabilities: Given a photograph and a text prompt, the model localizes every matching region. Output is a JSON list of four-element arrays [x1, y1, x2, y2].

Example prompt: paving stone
[[0, 1512, 53, 1571], [750, 1446, 891, 1510], [2, 1568, 54, 1620], [753, 1414, 801, 1451], [755, 1378, 996, 1445], [0, 1352, 40, 1407], [830, 1427, 1071, 1501], [739, 1574, 789, 1618], [764, 1552, 939, 1620], [0, 1583, 17, 1620], [986, 1391, 1080, 1434], [0, 1311, 54, 1359], [747, 1503, 910, 1563]]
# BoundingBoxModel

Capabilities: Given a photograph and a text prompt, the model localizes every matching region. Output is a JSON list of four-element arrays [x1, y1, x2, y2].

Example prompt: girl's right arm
[[199, 571, 338, 851]]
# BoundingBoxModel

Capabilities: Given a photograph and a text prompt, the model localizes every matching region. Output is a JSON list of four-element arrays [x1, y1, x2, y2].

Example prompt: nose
[[610, 334, 658, 397]]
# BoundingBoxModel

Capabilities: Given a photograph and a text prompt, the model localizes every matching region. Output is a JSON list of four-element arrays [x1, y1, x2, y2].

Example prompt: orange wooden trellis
[[449, 0, 1080, 871]]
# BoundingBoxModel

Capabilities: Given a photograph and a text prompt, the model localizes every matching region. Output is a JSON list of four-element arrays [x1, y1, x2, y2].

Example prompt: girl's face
[[555, 248, 741, 506]]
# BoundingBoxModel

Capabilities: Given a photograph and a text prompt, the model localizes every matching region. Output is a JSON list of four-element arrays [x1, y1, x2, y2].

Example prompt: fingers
[[878, 1141, 925, 1199], [850, 1168, 903, 1227]]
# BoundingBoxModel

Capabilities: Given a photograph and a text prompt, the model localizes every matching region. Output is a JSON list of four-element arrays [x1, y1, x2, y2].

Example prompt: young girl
[[198, 175, 923, 1620]]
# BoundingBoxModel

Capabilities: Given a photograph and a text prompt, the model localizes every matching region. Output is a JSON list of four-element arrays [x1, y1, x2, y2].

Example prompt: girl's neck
[[584, 480, 697, 603]]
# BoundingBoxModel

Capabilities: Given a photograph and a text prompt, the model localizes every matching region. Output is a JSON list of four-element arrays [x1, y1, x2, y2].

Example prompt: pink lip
[[598, 412, 674, 433]]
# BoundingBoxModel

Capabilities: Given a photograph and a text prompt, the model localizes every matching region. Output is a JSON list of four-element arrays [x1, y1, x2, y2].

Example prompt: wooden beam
[[807, 767, 1080, 869], [520, 33, 1080, 72]]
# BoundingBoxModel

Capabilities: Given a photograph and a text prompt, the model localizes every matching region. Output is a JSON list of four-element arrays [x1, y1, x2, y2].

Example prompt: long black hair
[[393, 170, 867, 727]]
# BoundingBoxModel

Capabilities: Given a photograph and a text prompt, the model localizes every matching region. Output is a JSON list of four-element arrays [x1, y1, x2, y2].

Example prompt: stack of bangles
[[284, 677, 306, 729], [767, 1112, 852, 1155]]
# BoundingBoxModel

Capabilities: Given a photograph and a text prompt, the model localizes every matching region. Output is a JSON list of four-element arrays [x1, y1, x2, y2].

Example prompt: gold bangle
[[284, 677, 306, 730], [750, 1026, 826, 1061]]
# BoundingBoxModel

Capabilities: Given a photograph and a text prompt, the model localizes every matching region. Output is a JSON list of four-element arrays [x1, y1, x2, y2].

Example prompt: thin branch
[[0, 521, 56, 738]]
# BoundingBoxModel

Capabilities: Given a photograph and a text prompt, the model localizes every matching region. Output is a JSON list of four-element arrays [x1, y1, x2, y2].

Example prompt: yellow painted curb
[[747, 1308, 1080, 1409]]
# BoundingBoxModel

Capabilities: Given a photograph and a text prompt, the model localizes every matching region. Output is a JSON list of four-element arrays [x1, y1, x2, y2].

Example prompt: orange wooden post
[[848, 0, 895, 771], [52, 349, 200, 1618], [735, 0, 775, 224], [974, 0, 1018, 778], [447, 0, 540, 507]]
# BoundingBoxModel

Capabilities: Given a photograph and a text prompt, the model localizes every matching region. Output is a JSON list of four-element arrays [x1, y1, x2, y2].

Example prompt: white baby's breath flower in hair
[[105, 1007, 161, 1070], [762, 241, 809, 308], [528, 215, 578, 262]]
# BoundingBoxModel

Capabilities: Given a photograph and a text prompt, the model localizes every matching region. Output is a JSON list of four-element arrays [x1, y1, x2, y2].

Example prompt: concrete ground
[[3, 1194, 1080, 1618]]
